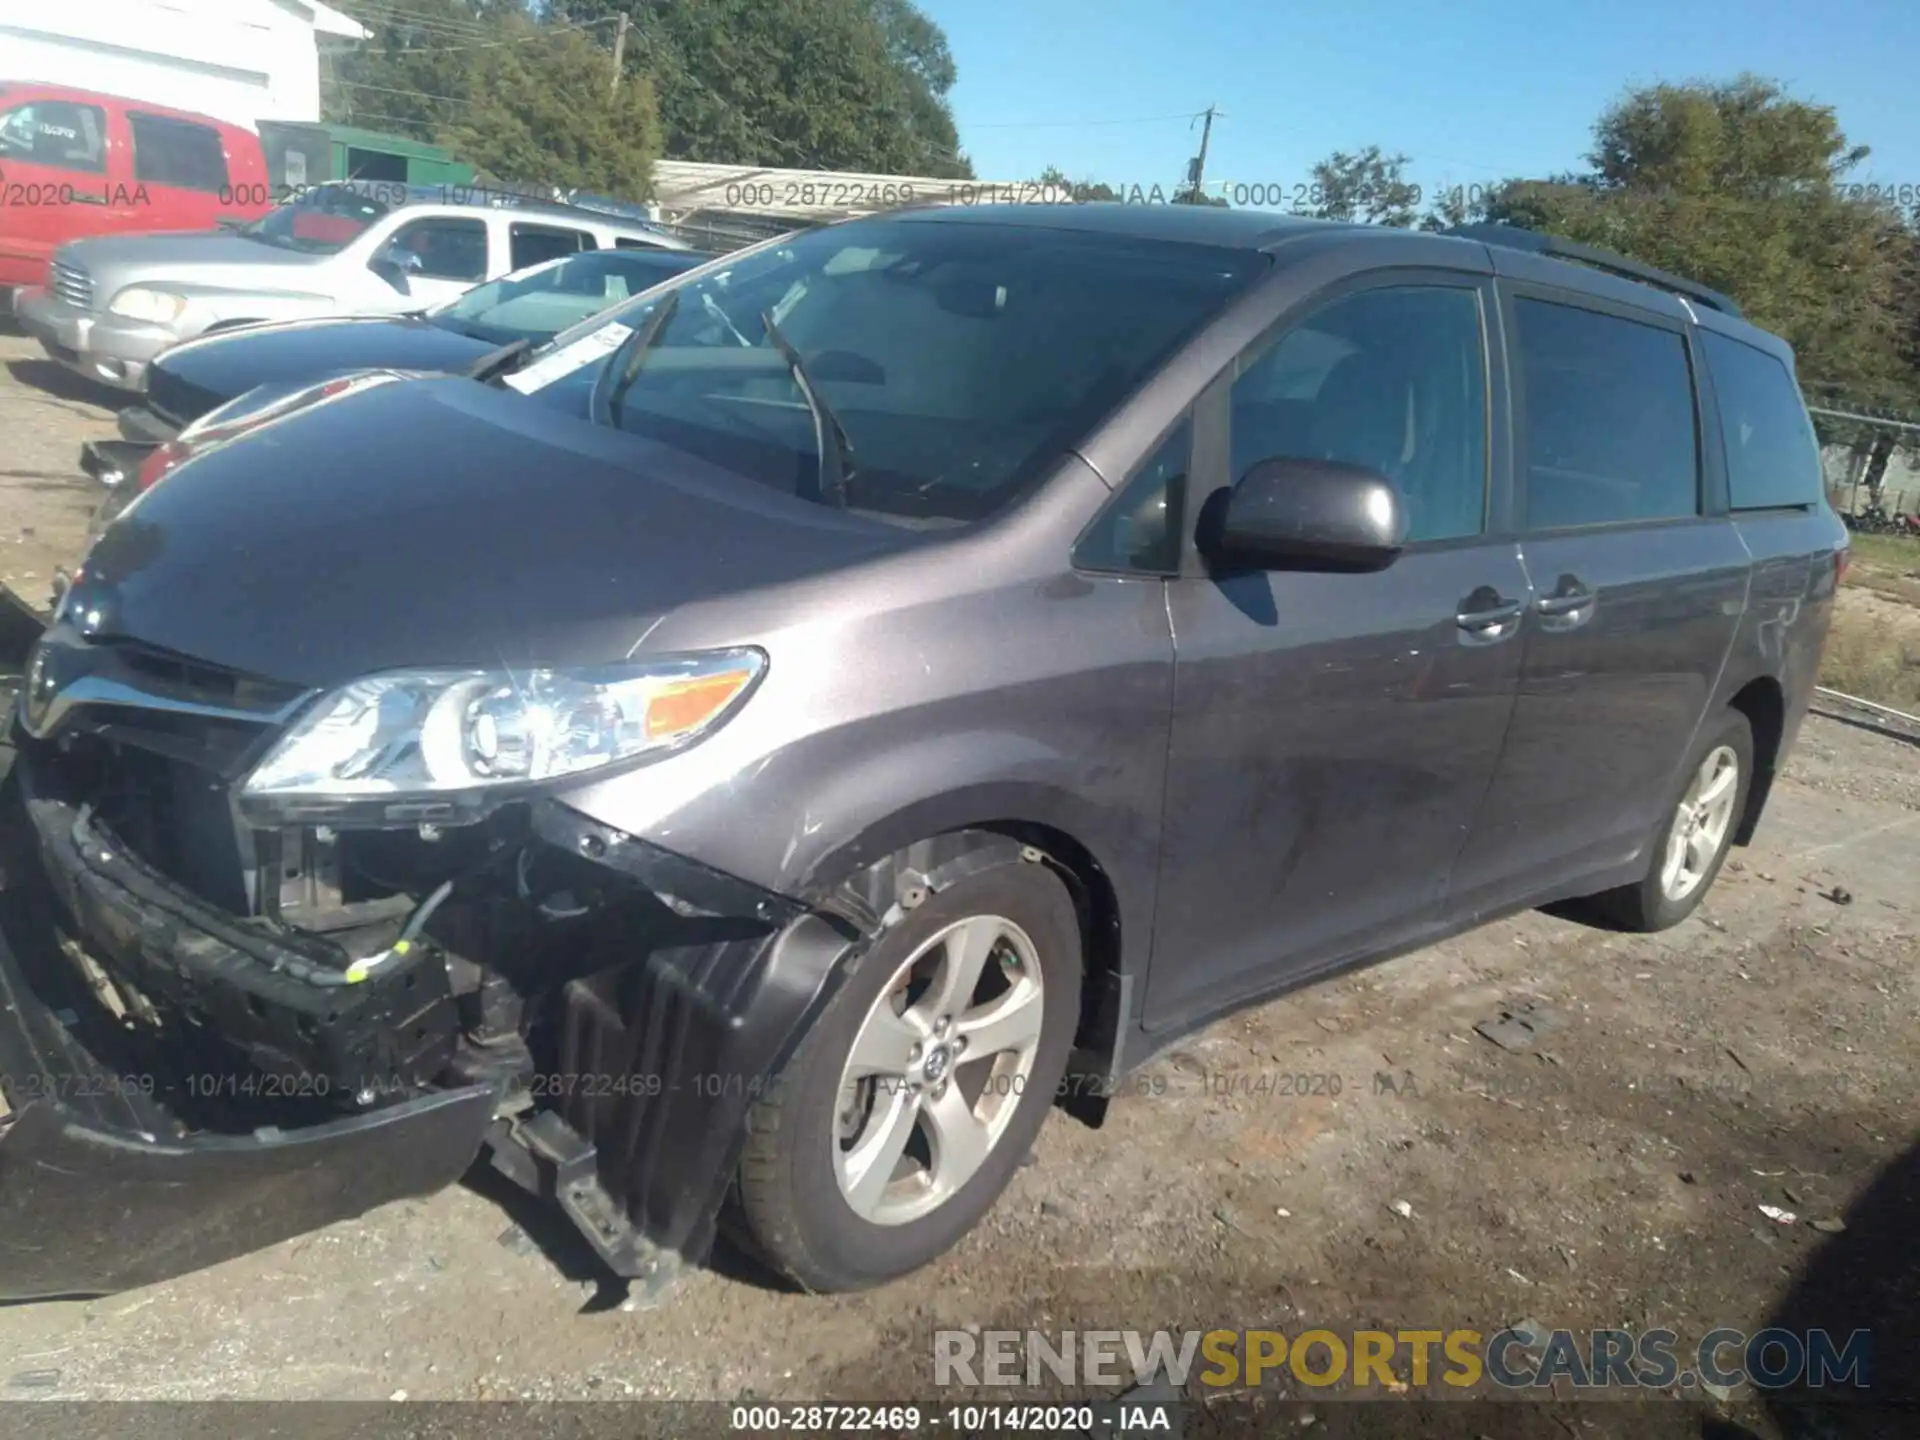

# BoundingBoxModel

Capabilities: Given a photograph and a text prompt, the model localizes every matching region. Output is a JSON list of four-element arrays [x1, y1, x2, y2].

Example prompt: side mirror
[[370, 242, 424, 288], [1207, 456, 1406, 572]]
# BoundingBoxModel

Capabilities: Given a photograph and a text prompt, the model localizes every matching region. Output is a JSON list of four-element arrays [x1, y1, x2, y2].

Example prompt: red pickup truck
[[0, 81, 273, 309]]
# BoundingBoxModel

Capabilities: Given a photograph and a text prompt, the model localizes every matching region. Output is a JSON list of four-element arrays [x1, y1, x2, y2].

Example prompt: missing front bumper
[[0, 730, 870, 1300], [0, 886, 495, 1301]]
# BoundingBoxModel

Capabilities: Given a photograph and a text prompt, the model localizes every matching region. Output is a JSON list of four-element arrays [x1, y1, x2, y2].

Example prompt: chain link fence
[[1811, 404, 1920, 527]]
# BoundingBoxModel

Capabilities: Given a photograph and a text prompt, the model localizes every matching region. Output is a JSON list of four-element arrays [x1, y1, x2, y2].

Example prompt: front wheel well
[[979, 822, 1124, 1060], [1728, 676, 1786, 845], [816, 821, 1127, 1084]]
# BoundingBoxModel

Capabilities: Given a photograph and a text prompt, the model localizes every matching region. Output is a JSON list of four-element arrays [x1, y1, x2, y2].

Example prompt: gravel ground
[[0, 329, 1914, 1439]]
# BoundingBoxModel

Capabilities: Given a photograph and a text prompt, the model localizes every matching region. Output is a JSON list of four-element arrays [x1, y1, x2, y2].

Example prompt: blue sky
[[920, 0, 1918, 207]]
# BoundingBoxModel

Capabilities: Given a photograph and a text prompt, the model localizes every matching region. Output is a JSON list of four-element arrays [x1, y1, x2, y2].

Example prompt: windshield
[[432, 249, 703, 345], [239, 186, 393, 255], [508, 217, 1264, 524]]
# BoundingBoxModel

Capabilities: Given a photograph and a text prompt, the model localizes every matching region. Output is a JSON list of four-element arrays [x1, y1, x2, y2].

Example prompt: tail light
[[1834, 546, 1850, 586], [136, 376, 366, 494], [136, 438, 191, 492]]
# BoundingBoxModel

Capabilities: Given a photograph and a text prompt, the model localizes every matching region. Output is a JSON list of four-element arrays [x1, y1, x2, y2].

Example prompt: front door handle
[[1456, 593, 1525, 645]]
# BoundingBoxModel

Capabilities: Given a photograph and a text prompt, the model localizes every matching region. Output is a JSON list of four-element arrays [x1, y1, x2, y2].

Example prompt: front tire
[[734, 856, 1081, 1292], [1593, 708, 1753, 932]]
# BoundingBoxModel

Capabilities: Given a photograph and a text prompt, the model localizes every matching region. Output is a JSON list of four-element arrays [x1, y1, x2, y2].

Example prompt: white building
[[0, 0, 365, 130]]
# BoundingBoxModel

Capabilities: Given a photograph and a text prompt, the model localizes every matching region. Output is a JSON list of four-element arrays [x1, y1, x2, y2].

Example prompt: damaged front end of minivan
[[0, 596, 870, 1302]]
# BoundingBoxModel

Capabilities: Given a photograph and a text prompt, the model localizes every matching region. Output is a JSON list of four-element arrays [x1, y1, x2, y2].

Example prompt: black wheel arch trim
[[531, 807, 1101, 1279]]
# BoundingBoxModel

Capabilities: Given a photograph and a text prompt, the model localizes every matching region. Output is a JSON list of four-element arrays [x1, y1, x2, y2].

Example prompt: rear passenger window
[[1516, 299, 1699, 528], [1231, 286, 1488, 543], [1701, 332, 1822, 509], [1075, 419, 1190, 574], [130, 114, 229, 192], [0, 100, 106, 173], [510, 224, 593, 269]]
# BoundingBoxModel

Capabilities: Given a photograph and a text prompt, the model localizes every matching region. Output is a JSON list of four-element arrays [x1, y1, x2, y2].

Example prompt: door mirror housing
[[1207, 456, 1407, 572], [370, 242, 424, 288]]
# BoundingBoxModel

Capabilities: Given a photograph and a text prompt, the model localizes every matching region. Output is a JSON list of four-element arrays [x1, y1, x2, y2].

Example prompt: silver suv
[[16, 182, 688, 391]]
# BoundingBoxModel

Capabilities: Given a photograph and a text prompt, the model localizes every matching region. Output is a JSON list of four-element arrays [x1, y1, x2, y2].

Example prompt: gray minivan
[[0, 206, 1845, 1303]]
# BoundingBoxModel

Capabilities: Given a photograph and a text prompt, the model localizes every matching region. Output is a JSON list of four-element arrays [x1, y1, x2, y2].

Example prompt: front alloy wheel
[[733, 855, 1080, 1292], [834, 915, 1045, 1226]]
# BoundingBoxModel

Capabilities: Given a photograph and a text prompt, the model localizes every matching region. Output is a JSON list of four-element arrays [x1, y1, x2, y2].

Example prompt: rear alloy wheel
[[1595, 708, 1753, 932], [1659, 745, 1740, 903], [734, 858, 1080, 1292]]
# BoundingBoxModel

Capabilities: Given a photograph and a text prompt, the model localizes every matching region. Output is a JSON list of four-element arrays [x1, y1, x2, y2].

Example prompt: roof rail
[[1445, 223, 1742, 318]]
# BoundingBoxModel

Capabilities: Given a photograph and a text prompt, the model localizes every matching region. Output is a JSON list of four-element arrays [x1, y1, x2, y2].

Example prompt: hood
[[150, 316, 494, 423], [61, 230, 322, 283], [66, 377, 914, 689]]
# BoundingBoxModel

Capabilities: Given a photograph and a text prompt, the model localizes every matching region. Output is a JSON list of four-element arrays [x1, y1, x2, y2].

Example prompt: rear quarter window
[[510, 224, 594, 270], [1701, 331, 1823, 510]]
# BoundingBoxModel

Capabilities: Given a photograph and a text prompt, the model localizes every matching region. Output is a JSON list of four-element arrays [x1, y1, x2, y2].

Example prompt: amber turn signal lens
[[643, 669, 757, 740]]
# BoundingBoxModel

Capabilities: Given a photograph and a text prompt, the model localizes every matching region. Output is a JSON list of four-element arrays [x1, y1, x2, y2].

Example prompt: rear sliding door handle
[[1536, 591, 1593, 615], [1535, 580, 1597, 628], [1455, 596, 1525, 643]]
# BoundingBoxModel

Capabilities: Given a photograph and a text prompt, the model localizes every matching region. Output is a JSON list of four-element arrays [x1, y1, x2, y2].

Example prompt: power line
[[334, 78, 477, 108], [339, 3, 498, 40], [339, 3, 624, 52], [966, 110, 1207, 131]]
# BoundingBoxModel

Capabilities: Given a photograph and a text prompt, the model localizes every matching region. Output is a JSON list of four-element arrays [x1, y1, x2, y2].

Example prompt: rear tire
[[1592, 709, 1753, 932], [733, 856, 1081, 1293]]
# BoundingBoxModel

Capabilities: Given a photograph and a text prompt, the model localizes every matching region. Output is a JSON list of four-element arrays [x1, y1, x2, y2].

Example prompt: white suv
[[16, 182, 688, 391]]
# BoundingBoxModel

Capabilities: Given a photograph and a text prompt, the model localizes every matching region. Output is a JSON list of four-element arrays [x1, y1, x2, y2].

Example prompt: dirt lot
[[0, 329, 1915, 1436]]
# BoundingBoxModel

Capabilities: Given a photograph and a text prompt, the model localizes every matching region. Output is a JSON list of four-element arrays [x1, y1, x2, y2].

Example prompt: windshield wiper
[[464, 335, 535, 382], [759, 309, 853, 510], [604, 292, 681, 429]]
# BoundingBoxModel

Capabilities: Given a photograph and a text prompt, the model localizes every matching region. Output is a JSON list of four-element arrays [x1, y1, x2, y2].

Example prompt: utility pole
[[1183, 104, 1217, 203], [610, 11, 630, 101]]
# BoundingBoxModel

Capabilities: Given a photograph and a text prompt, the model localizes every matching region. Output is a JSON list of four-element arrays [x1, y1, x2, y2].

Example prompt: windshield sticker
[[501, 321, 635, 394]]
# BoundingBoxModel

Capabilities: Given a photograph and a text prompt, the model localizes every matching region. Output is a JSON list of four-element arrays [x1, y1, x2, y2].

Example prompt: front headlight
[[107, 287, 189, 325], [243, 650, 766, 802]]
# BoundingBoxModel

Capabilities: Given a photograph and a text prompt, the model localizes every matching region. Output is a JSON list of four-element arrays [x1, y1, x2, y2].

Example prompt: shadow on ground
[[1744, 1136, 1920, 1437], [4, 356, 120, 408]]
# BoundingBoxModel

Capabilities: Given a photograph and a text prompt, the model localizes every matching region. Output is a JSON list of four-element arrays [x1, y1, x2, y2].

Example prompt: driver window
[[384, 218, 488, 283], [0, 100, 107, 173], [1230, 285, 1489, 543]]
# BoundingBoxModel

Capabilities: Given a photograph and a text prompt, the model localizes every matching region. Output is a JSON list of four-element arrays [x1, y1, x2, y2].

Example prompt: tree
[[1395, 76, 1919, 409], [1301, 146, 1420, 227], [1586, 75, 1869, 199], [329, 1, 661, 198], [557, 0, 973, 176]]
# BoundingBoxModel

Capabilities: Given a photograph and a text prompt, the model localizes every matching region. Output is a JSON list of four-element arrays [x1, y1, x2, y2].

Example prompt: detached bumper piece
[[0, 583, 44, 678], [79, 438, 150, 490], [116, 405, 180, 447], [0, 845, 493, 1301], [503, 801, 865, 1284]]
